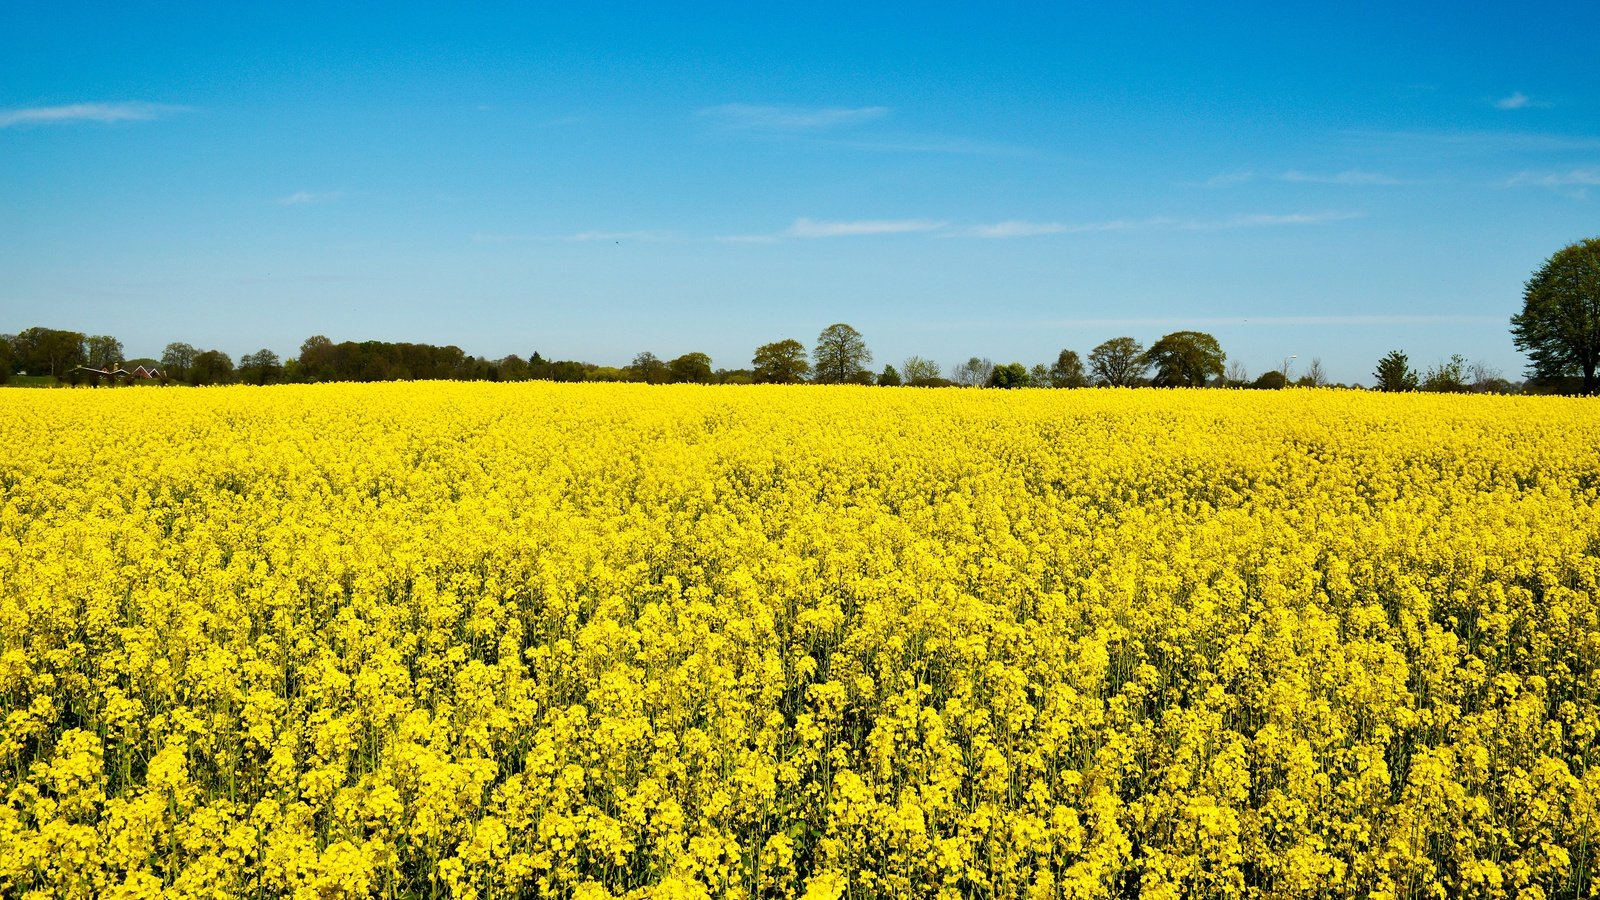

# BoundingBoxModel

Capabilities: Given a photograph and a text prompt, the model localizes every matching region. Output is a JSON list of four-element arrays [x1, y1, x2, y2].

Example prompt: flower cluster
[[1, 383, 1596, 898]]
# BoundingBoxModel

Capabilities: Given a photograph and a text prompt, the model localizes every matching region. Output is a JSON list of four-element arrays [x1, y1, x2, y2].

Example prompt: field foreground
[[1, 383, 1597, 899]]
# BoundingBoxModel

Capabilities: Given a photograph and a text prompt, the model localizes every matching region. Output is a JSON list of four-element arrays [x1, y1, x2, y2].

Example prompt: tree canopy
[[752, 339, 811, 384], [811, 324, 872, 384], [1511, 237, 1600, 394], [1373, 350, 1418, 392], [1144, 331, 1226, 387], [1088, 337, 1147, 387]]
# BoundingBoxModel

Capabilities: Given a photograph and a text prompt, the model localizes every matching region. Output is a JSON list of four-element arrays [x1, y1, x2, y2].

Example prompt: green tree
[[188, 349, 235, 386], [952, 357, 993, 387], [161, 342, 198, 382], [1251, 370, 1289, 389], [1088, 336, 1147, 386], [239, 349, 283, 385], [86, 335, 124, 370], [295, 336, 336, 382], [0, 336, 12, 384], [1511, 237, 1600, 394], [877, 364, 902, 386], [752, 339, 811, 384], [668, 352, 713, 384], [812, 324, 872, 384], [11, 327, 87, 377], [1373, 350, 1418, 392], [988, 362, 1030, 388], [1421, 354, 1471, 393], [1144, 331, 1225, 387], [1047, 349, 1088, 387], [900, 356, 943, 386], [627, 351, 669, 384]]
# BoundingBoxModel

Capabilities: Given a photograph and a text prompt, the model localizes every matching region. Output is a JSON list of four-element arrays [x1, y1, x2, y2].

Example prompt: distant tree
[[158, 343, 195, 382], [878, 364, 902, 386], [715, 368, 754, 385], [952, 357, 993, 387], [1047, 349, 1089, 388], [1511, 237, 1600, 394], [1029, 363, 1050, 386], [1089, 337, 1147, 386], [1421, 354, 1471, 393], [812, 324, 873, 384], [627, 351, 669, 384], [86, 335, 124, 370], [188, 349, 235, 386], [1251, 370, 1288, 389], [295, 336, 336, 382], [752, 339, 811, 384], [1300, 357, 1328, 388], [0, 336, 12, 384], [988, 362, 1030, 388], [1224, 360, 1249, 387], [11, 327, 87, 377], [1373, 351, 1418, 392], [900, 356, 943, 386], [1144, 331, 1225, 387], [497, 354, 530, 381], [238, 349, 283, 385], [668, 352, 714, 384]]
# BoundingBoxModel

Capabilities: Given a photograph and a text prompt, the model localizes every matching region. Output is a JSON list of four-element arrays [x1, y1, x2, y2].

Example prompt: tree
[[668, 352, 713, 384], [1511, 237, 1600, 394], [1421, 354, 1470, 393], [1373, 350, 1418, 392], [1088, 337, 1147, 386], [951, 357, 993, 387], [901, 356, 943, 386], [1302, 357, 1328, 388], [627, 351, 669, 384], [752, 339, 811, 384], [0, 336, 12, 384], [188, 349, 235, 386], [877, 364, 902, 386], [1029, 363, 1050, 386], [11, 327, 86, 377], [162, 342, 198, 382], [1251, 370, 1288, 389], [812, 324, 872, 384], [86, 335, 124, 370], [1047, 349, 1089, 388], [295, 336, 336, 382], [988, 362, 1030, 388], [1224, 360, 1249, 387], [1143, 331, 1225, 387], [239, 349, 283, 385]]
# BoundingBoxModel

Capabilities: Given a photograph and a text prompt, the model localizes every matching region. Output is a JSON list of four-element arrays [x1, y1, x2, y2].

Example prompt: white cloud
[[1278, 170, 1403, 186], [567, 230, 674, 242], [1504, 168, 1600, 188], [275, 190, 344, 206], [1204, 172, 1257, 188], [785, 217, 947, 238], [968, 220, 1069, 238], [1184, 211, 1363, 229], [1495, 92, 1532, 110], [0, 101, 183, 128], [697, 104, 890, 132]]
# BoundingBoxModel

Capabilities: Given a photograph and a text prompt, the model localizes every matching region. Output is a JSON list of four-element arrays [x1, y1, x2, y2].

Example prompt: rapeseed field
[[1, 383, 1596, 899]]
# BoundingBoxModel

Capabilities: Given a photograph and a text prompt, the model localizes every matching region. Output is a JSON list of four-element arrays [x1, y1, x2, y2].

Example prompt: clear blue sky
[[3, 2, 1596, 384]]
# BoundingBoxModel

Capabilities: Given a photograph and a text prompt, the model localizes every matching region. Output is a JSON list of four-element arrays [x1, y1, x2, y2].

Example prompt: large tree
[[668, 352, 713, 384], [188, 349, 235, 386], [86, 335, 124, 370], [627, 351, 670, 384], [1373, 350, 1418, 392], [11, 327, 86, 377], [162, 342, 198, 382], [752, 339, 811, 384], [1511, 237, 1600, 394], [1144, 331, 1225, 387], [900, 356, 943, 386], [811, 324, 872, 384], [951, 357, 993, 387], [1047, 349, 1089, 388], [1088, 336, 1146, 386], [239, 349, 283, 385]]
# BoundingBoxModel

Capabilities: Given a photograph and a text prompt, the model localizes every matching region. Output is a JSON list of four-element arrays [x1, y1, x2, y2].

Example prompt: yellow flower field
[[1, 383, 1597, 899]]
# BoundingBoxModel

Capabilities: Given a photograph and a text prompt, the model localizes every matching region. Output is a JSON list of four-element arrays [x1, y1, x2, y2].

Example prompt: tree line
[[5, 235, 1596, 393]]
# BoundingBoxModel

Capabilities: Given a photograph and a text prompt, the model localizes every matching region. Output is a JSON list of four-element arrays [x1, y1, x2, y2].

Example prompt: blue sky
[[2, 2, 1596, 383]]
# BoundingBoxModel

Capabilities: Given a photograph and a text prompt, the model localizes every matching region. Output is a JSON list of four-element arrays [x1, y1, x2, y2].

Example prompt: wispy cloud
[[1494, 91, 1541, 110], [786, 217, 947, 238], [470, 229, 675, 243], [1504, 168, 1600, 188], [1206, 170, 1403, 187], [275, 190, 344, 206], [0, 101, 184, 128], [1186, 211, 1363, 229], [697, 103, 890, 132]]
